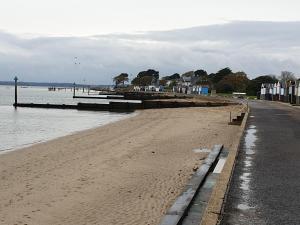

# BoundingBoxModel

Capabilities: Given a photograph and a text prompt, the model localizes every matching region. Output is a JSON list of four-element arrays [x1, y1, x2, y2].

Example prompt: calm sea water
[[0, 85, 135, 152]]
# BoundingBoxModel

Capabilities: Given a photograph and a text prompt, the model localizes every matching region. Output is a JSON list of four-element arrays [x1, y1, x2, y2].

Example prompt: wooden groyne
[[14, 101, 236, 112], [74, 92, 181, 100], [73, 95, 124, 100], [121, 92, 179, 100], [14, 103, 78, 110], [89, 91, 193, 100]]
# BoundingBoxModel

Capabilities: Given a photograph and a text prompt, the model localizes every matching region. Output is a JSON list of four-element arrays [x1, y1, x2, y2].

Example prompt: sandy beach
[[0, 106, 243, 225]]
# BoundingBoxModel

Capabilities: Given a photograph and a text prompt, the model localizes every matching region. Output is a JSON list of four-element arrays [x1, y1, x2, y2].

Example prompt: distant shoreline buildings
[[260, 80, 300, 105]]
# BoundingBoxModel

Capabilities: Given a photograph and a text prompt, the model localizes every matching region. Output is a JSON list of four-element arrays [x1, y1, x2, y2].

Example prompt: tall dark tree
[[137, 69, 159, 82], [209, 67, 232, 84], [162, 73, 180, 80], [216, 71, 249, 93], [181, 71, 194, 77], [131, 69, 159, 86], [194, 69, 208, 77], [113, 73, 129, 87], [246, 75, 278, 96], [131, 76, 153, 86], [195, 69, 209, 84]]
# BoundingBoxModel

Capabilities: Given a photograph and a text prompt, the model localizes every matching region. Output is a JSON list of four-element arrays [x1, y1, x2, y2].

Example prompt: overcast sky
[[0, 0, 300, 83], [1, 0, 300, 36]]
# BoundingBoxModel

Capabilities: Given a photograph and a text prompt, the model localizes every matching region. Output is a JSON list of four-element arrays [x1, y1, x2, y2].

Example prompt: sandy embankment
[[0, 106, 243, 225]]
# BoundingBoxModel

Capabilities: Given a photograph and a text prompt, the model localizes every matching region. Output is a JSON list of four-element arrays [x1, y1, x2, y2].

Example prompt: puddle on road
[[237, 203, 255, 210], [244, 156, 252, 167], [240, 172, 251, 191], [244, 125, 257, 155], [236, 124, 258, 211]]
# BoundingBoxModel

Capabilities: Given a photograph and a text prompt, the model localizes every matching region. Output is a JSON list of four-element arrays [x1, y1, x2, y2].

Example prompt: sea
[[0, 85, 137, 153]]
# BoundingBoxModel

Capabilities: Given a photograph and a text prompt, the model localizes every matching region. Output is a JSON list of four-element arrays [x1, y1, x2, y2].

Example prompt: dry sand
[[0, 106, 243, 225]]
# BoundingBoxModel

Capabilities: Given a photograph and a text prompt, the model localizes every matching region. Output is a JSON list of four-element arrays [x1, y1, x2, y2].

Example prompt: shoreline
[[0, 105, 137, 155], [0, 106, 243, 225]]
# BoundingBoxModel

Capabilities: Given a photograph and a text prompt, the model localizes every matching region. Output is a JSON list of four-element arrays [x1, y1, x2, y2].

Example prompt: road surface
[[220, 101, 300, 225]]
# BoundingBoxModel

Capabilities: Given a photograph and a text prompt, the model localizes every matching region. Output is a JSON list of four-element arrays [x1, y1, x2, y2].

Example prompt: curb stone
[[199, 107, 250, 225]]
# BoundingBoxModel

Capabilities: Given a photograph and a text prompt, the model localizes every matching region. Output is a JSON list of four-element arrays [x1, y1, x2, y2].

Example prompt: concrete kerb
[[199, 106, 250, 225], [158, 145, 223, 225]]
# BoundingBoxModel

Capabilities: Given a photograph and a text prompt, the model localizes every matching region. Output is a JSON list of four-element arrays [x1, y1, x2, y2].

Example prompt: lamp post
[[14, 76, 18, 107]]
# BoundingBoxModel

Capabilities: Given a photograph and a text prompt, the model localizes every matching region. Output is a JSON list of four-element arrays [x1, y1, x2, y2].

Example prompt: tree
[[181, 71, 194, 77], [131, 76, 153, 86], [169, 80, 177, 88], [246, 75, 278, 96], [209, 67, 232, 85], [159, 79, 168, 86], [194, 69, 208, 77], [278, 71, 296, 83], [216, 71, 249, 93], [195, 69, 209, 85], [113, 73, 128, 87], [137, 69, 159, 82], [162, 73, 180, 80], [131, 69, 159, 85]]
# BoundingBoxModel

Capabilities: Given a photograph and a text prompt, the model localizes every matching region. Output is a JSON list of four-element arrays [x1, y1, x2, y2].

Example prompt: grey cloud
[[0, 21, 299, 84]]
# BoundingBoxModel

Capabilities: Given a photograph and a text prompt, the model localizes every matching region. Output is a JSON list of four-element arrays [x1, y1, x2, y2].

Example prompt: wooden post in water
[[14, 76, 18, 107], [73, 82, 76, 98]]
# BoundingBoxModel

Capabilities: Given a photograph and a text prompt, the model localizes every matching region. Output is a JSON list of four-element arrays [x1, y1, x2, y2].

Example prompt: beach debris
[[151, 151, 155, 154], [193, 165, 199, 171], [193, 148, 211, 153]]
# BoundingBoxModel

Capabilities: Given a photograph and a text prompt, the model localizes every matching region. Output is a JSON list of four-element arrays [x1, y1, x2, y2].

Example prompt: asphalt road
[[220, 101, 300, 225]]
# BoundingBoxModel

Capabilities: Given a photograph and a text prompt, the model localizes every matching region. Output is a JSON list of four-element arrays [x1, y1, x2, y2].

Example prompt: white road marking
[[213, 158, 227, 173]]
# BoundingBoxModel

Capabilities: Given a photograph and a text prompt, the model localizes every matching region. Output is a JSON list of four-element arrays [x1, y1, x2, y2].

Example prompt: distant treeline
[[113, 68, 298, 96]]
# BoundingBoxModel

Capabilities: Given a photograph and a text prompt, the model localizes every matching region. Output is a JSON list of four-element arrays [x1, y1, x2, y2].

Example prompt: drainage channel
[[159, 145, 229, 225]]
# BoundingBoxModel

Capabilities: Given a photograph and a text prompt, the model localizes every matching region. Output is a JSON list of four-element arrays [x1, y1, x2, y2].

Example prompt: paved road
[[220, 101, 300, 225]]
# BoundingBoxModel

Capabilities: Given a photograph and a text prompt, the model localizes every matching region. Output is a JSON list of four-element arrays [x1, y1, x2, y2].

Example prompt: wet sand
[[0, 106, 243, 225]]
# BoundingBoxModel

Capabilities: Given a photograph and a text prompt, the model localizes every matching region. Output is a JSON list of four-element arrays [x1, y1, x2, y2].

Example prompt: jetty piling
[[73, 82, 76, 98], [14, 76, 18, 107]]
